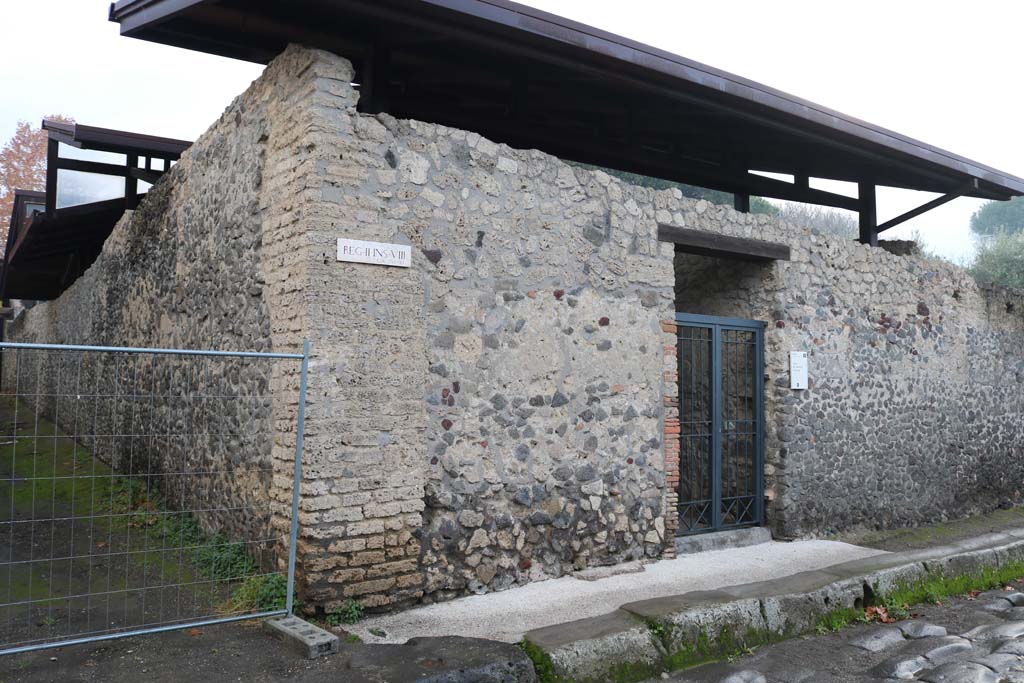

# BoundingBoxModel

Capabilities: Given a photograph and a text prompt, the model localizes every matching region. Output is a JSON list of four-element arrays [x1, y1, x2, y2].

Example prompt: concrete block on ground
[[263, 615, 340, 659]]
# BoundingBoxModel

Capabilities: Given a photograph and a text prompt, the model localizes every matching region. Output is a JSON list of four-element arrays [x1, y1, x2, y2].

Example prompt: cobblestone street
[[664, 583, 1024, 683]]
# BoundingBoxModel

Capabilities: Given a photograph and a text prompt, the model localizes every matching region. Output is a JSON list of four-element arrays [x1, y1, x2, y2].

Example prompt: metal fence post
[[286, 339, 309, 616]]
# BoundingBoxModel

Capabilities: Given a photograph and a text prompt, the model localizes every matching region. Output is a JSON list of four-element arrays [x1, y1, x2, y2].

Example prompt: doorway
[[676, 313, 765, 534]]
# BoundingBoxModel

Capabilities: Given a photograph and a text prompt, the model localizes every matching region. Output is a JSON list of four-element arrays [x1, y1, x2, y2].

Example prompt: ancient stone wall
[[672, 216, 1024, 537], [280, 47, 675, 610], [7, 44, 1024, 613], [1, 49, 313, 559]]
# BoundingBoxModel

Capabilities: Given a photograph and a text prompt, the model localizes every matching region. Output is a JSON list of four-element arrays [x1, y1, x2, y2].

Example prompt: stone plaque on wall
[[790, 351, 808, 390], [336, 238, 411, 267]]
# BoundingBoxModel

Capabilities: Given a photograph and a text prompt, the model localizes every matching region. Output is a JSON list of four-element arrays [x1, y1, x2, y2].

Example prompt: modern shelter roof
[[109, 0, 1024, 219], [1, 122, 190, 300]]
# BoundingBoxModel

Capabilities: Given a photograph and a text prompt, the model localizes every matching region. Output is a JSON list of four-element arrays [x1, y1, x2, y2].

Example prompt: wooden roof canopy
[[1, 122, 190, 301], [109, 1, 1020, 246]]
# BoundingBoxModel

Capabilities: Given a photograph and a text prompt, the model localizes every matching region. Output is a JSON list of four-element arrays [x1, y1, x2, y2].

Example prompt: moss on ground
[[518, 638, 570, 683]]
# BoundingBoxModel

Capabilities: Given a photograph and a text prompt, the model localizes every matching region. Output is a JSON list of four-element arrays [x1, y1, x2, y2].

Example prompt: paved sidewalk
[[350, 539, 884, 644]]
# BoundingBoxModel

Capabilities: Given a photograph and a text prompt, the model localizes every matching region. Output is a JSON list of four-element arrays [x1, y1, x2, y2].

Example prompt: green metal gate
[[676, 314, 765, 534]]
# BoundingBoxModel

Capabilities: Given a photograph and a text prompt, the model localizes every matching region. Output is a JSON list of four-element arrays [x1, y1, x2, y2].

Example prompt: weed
[[326, 598, 364, 626], [231, 574, 288, 613], [193, 534, 258, 582], [344, 633, 362, 644], [517, 638, 570, 683], [644, 617, 673, 649], [814, 607, 864, 634], [881, 561, 1024, 614]]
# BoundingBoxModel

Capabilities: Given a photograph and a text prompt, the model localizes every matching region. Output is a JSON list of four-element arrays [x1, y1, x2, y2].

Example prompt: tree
[[0, 116, 74, 250], [969, 197, 1024, 238], [775, 202, 857, 240], [970, 231, 1024, 291]]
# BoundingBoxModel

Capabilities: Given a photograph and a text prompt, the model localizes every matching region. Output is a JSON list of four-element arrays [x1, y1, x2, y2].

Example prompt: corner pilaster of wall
[[260, 45, 429, 612], [661, 318, 680, 555]]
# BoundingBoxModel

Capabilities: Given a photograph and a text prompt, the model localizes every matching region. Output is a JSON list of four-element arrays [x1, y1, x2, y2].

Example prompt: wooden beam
[[55, 157, 132, 177], [734, 194, 751, 213], [877, 179, 978, 233], [658, 224, 791, 262], [858, 182, 877, 246]]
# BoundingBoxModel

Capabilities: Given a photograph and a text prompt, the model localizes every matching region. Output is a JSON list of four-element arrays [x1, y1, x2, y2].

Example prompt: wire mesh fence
[[0, 340, 308, 655]]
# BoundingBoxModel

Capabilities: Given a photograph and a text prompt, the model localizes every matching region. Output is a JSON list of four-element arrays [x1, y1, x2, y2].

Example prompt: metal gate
[[0, 340, 308, 655], [676, 314, 764, 534]]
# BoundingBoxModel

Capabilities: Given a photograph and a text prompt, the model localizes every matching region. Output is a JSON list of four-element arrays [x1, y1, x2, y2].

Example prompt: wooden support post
[[361, 44, 391, 114], [511, 67, 528, 122], [125, 154, 139, 209], [734, 193, 751, 213], [858, 182, 877, 246], [45, 140, 58, 216]]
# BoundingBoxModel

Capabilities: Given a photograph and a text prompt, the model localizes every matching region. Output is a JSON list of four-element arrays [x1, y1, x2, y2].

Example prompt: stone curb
[[524, 529, 1024, 681]]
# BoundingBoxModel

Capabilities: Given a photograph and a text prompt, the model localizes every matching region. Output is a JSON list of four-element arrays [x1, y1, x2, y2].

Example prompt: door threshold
[[675, 526, 772, 555]]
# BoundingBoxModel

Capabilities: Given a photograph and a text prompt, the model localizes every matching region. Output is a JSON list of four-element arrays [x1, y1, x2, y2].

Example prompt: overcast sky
[[2, 1, 1021, 262]]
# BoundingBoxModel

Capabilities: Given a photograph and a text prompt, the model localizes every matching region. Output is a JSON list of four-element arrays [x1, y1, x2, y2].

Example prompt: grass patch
[[881, 560, 1024, 614], [814, 607, 865, 634], [230, 574, 288, 613]]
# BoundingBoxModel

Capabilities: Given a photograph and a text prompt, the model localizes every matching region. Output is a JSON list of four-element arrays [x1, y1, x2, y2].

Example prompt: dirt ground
[[0, 398, 263, 656], [1, 618, 332, 683], [0, 620, 533, 683]]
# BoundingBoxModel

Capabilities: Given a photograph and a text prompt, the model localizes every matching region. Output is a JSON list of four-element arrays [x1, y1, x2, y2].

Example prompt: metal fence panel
[[0, 340, 307, 655]]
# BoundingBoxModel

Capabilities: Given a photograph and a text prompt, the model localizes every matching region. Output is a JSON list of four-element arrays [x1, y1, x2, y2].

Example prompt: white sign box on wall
[[789, 351, 808, 390], [336, 238, 411, 268]]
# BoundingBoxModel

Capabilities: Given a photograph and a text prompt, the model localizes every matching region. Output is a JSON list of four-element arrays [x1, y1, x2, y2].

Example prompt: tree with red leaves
[[0, 116, 74, 251]]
